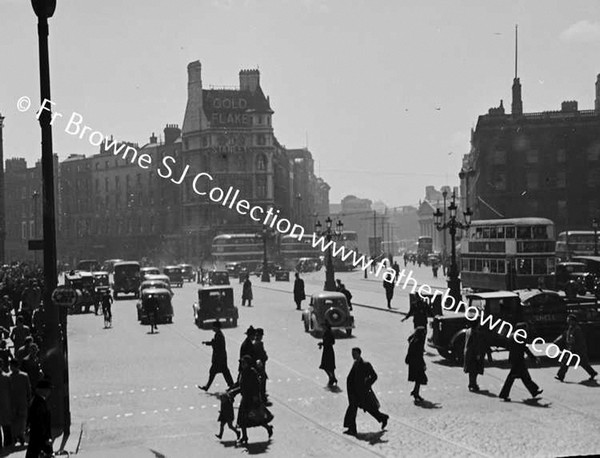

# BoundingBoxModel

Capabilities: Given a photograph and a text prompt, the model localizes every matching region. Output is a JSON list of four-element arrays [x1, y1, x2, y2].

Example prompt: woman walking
[[318, 322, 337, 386], [405, 327, 427, 402], [233, 355, 273, 445]]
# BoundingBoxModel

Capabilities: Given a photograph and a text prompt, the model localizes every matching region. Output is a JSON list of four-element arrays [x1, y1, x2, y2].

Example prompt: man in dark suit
[[293, 273, 306, 310], [198, 321, 234, 391], [343, 347, 389, 435], [402, 294, 430, 332], [238, 326, 256, 376], [555, 314, 598, 382], [26, 379, 52, 458], [499, 323, 543, 401]]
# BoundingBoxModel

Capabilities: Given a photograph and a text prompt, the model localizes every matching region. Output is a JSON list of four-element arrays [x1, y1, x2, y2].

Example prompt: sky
[[2, 0, 600, 207]]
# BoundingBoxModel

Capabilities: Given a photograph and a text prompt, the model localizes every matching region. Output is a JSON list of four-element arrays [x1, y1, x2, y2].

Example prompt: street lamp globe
[[336, 219, 343, 235], [449, 199, 457, 218], [315, 220, 322, 232], [433, 208, 443, 228], [325, 216, 332, 229], [464, 207, 473, 226]]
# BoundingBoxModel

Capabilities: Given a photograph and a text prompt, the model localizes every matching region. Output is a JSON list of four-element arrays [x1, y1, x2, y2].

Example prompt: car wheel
[[303, 317, 309, 332]]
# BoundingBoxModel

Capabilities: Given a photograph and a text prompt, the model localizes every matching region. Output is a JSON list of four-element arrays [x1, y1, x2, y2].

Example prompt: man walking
[[8, 359, 31, 446], [238, 326, 256, 375], [383, 278, 394, 309], [198, 321, 234, 391], [554, 314, 597, 382], [499, 323, 543, 402], [343, 347, 389, 435], [402, 295, 430, 333], [254, 328, 270, 405], [26, 379, 53, 458], [293, 273, 306, 310]]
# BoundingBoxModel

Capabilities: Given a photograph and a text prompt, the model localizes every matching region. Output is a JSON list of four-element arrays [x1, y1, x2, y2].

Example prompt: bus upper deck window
[[489, 227, 498, 239], [475, 228, 483, 239], [496, 226, 504, 238], [482, 227, 490, 239], [532, 226, 547, 239], [506, 226, 515, 238], [517, 226, 531, 239]]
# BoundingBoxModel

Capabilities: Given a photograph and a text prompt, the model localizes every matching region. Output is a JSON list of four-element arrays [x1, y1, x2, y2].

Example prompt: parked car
[[65, 270, 97, 313], [163, 266, 184, 288], [179, 264, 195, 282], [113, 261, 141, 299], [193, 286, 238, 328], [302, 292, 354, 337], [137, 288, 174, 324], [141, 267, 161, 279]]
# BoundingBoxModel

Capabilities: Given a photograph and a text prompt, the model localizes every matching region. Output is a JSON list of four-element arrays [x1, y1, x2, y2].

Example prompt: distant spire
[[511, 24, 523, 116], [514, 24, 518, 79]]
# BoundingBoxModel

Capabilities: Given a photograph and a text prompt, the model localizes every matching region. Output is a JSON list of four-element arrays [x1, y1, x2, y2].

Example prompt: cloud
[[560, 20, 600, 43]]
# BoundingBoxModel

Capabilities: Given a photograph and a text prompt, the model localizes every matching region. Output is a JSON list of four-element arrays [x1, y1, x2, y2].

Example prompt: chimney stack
[[182, 61, 205, 137], [149, 132, 157, 144], [239, 69, 260, 92], [164, 124, 181, 145]]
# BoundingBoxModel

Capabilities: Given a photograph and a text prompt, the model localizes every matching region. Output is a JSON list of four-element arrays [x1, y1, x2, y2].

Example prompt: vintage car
[[225, 262, 246, 278], [274, 270, 290, 281], [179, 264, 195, 282], [193, 286, 238, 328], [137, 288, 174, 324], [141, 267, 161, 279], [65, 270, 97, 313], [302, 292, 354, 337], [296, 257, 322, 273], [76, 259, 101, 272], [113, 261, 141, 299], [202, 270, 231, 286], [101, 259, 123, 274], [163, 266, 184, 288], [555, 262, 591, 297], [139, 279, 173, 296]]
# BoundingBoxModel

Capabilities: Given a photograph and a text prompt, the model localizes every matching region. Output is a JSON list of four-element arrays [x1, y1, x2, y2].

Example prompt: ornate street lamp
[[257, 225, 275, 282], [592, 217, 599, 256], [434, 193, 472, 303], [314, 216, 343, 291]]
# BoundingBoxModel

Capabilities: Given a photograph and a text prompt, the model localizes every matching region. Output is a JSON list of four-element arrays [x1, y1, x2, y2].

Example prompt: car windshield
[[200, 290, 233, 308], [320, 298, 347, 309]]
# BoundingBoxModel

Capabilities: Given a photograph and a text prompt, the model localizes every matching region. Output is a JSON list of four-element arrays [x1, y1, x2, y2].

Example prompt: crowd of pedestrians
[[0, 263, 54, 455], [199, 323, 273, 446]]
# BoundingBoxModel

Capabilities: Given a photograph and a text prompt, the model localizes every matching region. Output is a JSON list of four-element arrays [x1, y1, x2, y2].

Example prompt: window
[[532, 226, 548, 239], [115, 176, 120, 190], [587, 169, 600, 188], [533, 258, 547, 275], [95, 163, 99, 170], [526, 171, 539, 189], [496, 226, 505, 239], [505, 226, 515, 238], [517, 226, 531, 239], [257, 176, 267, 198], [557, 149, 566, 163], [257, 134, 266, 146], [556, 171, 566, 188], [21, 222, 27, 240], [517, 258, 532, 274], [526, 150, 538, 164], [256, 154, 267, 171], [258, 116, 263, 124], [482, 227, 490, 239], [29, 221, 34, 238]]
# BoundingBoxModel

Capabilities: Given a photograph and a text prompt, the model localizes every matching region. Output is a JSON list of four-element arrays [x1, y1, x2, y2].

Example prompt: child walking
[[215, 392, 241, 440]]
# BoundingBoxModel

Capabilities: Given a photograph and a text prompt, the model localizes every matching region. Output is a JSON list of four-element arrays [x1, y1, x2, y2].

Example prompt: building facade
[[464, 74, 600, 233]]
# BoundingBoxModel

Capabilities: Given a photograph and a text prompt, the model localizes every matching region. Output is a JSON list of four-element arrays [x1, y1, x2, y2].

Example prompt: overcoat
[[555, 324, 590, 366], [346, 359, 380, 411], [242, 280, 253, 301], [207, 330, 229, 372], [463, 328, 485, 375], [293, 278, 306, 303], [405, 333, 428, 384], [319, 328, 336, 371]]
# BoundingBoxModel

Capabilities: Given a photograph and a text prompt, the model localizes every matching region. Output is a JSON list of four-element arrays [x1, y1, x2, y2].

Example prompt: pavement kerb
[[253, 282, 407, 315]]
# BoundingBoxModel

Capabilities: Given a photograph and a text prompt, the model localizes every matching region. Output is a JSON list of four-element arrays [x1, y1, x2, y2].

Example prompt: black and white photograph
[[2, 1, 600, 456]]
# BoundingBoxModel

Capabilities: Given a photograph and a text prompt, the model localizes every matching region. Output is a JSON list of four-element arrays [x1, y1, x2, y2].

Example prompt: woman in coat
[[242, 278, 253, 307], [405, 327, 427, 402], [318, 322, 337, 386], [463, 322, 486, 392], [234, 355, 273, 444]]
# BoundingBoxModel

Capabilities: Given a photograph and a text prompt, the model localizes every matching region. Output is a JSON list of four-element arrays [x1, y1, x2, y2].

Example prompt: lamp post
[[258, 225, 274, 282], [31, 0, 67, 432], [32, 191, 40, 264], [441, 189, 448, 274], [433, 193, 472, 303], [315, 216, 343, 291], [593, 218, 599, 256]]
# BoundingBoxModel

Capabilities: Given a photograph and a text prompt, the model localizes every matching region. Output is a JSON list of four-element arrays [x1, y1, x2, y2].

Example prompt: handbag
[[247, 404, 274, 425]]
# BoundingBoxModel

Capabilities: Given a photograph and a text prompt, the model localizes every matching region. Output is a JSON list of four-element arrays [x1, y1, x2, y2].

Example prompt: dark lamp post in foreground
[[31, 0, 68, 433], [315, 216, 343, 291], [434, 194, 472, 304], [257, 225, 274, 282], [593, 218, 599, 256]]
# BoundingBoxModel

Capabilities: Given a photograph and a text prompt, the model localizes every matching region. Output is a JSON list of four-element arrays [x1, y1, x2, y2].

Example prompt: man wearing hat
[[26, 379, 53, 458], [554, 314, 598, 382], [198, 321, 234, 391], [238, 327, 256, 375]]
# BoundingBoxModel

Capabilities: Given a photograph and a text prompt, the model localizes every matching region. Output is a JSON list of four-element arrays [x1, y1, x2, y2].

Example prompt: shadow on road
[[238, 439, 271, 455], [471, 389, 497, 399], [325, 385, 343, 394], [149, 448, 166, 458], [521, 398, 552, 408], [414, 398, 442, 409], [579, 378, 600, 388], [354, 430, 387, 445]]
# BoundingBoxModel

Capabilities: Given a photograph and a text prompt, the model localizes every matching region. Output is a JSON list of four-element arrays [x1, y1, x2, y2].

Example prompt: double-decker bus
[[280, 234, 321, 269], [555, 231, 600, 261], [417, 236, 433, 264], [332, 231, 359, 271], [211, 234, 264, 267], [461, 218, 556, 291]]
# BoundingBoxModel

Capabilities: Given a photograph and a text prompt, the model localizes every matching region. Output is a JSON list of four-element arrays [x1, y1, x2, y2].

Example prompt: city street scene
[[2, 1, 600, 457]]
